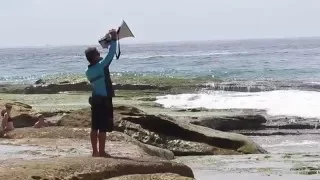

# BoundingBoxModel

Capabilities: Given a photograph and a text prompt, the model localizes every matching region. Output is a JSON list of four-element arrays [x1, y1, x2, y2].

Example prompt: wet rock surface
[[184, 109, 320, 136], [58, 105, 268, 155], [191, 115, 267, 131]]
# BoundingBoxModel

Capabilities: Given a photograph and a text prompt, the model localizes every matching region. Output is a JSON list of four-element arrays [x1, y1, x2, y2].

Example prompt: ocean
[[1, 37, 320, 178], [1, 37, 320, 118]]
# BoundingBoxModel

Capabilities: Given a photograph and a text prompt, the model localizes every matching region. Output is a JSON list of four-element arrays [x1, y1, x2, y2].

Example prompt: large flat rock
[[0, 156, 194, 180], [59, 105, 268, 155], [107, 173, 195, 180], [2, 127, 174, 160]]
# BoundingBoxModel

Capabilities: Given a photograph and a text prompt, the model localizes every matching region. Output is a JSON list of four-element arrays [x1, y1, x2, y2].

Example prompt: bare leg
[[90, 130, 99, 157], [1, 119, 8, 137], [1, 118, 7, 130], [98, 132, 111, 157]]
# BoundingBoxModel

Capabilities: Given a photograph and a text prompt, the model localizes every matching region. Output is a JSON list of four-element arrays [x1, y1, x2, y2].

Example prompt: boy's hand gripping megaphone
[[98, 20, 135, 59]]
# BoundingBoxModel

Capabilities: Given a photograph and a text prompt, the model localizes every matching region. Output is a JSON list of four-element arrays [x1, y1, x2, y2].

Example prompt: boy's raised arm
[[100, 40, 117, 67], [99, 29, 118, 67]]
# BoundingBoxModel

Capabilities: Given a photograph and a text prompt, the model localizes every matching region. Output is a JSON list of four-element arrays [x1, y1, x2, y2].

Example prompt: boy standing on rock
[[84, 29, 117, 157]]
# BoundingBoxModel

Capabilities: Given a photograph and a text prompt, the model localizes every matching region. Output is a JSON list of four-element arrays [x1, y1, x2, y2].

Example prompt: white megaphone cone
[[118, 20, 135, 40], [99, 20, 135, 49]]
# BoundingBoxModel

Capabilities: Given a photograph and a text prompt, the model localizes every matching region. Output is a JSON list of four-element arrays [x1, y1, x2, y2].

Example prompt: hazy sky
[[0, 0, 319, 47]]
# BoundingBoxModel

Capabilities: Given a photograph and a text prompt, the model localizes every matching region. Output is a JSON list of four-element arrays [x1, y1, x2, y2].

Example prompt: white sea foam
[[263, 140, 319, 148], [155, 90, 320, 118]]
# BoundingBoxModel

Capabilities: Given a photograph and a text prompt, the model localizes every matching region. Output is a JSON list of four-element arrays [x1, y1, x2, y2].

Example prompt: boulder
[[58, 105, 268, 155], [191, 115, 267, 131], [266, 116, 319, 130], [231, 116, 320, 136], [34, 79, 45, 85], [57, 107, 91, 127], [0, 100, 38, 128], [0, 156, 194, 180]]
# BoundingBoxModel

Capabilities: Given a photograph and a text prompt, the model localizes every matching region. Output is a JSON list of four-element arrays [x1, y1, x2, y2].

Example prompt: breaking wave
[[155, 90, 320, 118]]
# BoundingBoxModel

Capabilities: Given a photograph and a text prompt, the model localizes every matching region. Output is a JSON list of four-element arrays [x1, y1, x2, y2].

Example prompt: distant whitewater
[[156, 90, 320, 118]]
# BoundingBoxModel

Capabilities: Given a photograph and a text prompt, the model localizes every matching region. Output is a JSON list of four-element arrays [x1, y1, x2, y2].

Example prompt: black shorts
[[89, 96, 114, 132]]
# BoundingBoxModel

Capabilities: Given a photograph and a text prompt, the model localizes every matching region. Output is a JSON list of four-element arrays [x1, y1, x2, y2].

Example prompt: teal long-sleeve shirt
[[85, 41, 117, 97]]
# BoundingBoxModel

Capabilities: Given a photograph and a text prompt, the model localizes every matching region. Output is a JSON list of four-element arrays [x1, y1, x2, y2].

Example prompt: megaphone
[[98, 20, 135, 50]]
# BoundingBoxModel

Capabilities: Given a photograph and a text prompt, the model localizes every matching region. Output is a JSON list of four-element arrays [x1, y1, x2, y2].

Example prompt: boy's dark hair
[[85, 47, 99, 63]]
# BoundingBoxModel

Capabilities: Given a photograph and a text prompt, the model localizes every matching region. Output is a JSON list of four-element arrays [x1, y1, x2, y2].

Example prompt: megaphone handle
[[116, 35, 121, 59]]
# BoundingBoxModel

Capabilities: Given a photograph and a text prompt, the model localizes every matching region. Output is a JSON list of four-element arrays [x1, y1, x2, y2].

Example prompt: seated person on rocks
[[1, 103, 14, 134], [33, 114, 52, 128]]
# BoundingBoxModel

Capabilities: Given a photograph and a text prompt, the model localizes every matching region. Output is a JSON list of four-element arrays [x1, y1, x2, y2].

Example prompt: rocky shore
[[2, 76, 320, 95], [0, 84, 266, 179], [1, 78, 319, 179]]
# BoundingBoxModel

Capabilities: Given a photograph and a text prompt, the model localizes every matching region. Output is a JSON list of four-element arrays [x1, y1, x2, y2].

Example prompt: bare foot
[[3, 133, 8, 138], [92, 151, 100, 157], [99, 152, 112, 158]]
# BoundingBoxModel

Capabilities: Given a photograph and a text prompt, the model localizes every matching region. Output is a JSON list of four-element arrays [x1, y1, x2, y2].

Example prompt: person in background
[[1, 104, 14, 135], [85, 29, 117, 157], [33, 114, 52, 128]]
